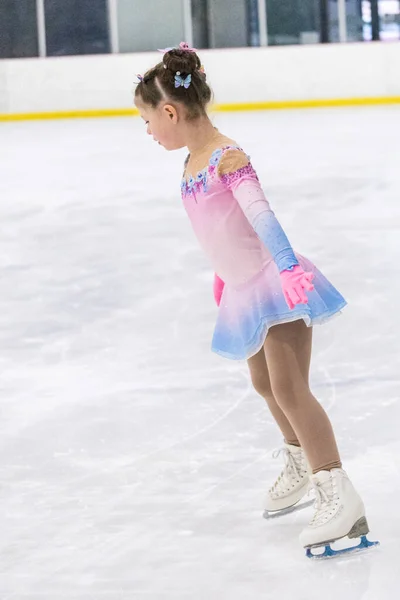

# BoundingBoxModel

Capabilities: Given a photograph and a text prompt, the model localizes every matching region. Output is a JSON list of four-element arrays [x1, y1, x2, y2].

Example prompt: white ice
[[0, 107, 399, 599]]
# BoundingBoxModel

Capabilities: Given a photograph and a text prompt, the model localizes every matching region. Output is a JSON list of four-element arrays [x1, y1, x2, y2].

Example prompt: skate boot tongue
[[311, 470, 332, 485], [310, 470, 337, 520], [270, 445, 303, 495], [311, 469, 345, 497], [286, 443, 302, 453]]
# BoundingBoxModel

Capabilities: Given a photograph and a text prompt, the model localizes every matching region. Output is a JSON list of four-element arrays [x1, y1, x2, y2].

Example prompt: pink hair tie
[[179, 41, 197, 53], [158, 41, 197, 54]]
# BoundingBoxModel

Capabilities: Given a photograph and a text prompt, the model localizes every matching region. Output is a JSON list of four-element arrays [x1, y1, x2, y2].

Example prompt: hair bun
[[163, 47, 201, 75]]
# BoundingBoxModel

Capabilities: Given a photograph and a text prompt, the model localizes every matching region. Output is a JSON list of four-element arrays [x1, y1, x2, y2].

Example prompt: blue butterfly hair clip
[[175, 71, 192, 89]]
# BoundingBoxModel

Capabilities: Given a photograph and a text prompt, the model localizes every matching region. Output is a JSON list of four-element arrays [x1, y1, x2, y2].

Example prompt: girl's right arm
[[213, 273, 225, 307]]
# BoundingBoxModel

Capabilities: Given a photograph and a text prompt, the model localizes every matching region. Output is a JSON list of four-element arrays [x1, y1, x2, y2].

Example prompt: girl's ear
[[163, 104, 178, 124]]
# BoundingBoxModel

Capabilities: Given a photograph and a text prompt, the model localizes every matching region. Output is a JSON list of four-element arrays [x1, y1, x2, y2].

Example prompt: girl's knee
[[270, 376, 301, 411], [251, 372, 273, 400]]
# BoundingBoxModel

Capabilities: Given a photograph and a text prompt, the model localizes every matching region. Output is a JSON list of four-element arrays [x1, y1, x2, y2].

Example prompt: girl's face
[[135, 99, 186, 151]]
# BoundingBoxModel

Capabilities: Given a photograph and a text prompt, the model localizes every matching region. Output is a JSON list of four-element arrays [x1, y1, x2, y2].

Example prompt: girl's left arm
[[218, 149, 314, 309]]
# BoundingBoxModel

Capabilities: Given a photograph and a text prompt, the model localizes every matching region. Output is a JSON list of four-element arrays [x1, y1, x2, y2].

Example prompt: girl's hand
[[213, 273, 225, 307], [280, 266, 314, 310]]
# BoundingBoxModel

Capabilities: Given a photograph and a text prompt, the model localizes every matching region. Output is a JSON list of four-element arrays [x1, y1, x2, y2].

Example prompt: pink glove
[[280, 265, 315, 310], [213, 273, 225, 307]]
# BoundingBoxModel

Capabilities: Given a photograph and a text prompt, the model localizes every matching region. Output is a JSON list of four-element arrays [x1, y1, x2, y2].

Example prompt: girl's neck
[[185, 117, 221, 154]]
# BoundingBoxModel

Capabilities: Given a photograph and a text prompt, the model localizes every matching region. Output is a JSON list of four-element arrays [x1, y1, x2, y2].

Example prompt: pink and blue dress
[[181, 146, 346, 360]]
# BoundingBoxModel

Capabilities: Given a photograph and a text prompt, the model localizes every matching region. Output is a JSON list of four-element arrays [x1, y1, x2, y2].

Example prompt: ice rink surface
[[1, 107, 399, 599]]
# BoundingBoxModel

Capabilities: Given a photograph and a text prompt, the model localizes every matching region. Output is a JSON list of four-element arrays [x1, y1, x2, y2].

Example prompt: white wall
[[0, 42, 399, 115]]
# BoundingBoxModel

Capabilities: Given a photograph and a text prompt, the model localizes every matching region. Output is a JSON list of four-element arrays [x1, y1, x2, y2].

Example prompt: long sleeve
[[219, 150, 299, 273]]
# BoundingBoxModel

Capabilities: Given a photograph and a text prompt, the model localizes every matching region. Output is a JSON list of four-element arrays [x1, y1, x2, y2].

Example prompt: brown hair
[[135, 45, 212, 120]]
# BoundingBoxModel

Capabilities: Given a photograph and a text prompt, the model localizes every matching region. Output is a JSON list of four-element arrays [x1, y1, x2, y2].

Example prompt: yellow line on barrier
[[213, 96, 400, 111], [0, 108, 139, 121], [1, 97, 400, 122]]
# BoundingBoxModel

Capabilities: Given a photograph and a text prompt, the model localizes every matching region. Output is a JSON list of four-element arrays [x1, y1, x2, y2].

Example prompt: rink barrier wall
[[1, 42, 400, 121]]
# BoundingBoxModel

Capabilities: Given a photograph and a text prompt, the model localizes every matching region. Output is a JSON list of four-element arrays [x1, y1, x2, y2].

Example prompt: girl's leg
[[263, 319, 342, 474], [247, 348, 299, 446]]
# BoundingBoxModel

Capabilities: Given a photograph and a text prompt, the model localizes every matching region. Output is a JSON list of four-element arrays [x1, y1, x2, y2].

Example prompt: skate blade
[[306, 535, 380, 560], [263, 498, 314, 520]]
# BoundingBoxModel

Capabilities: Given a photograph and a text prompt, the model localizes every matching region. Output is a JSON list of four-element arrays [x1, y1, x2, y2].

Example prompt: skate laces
[[310, 473, 339, 525], [269, 447, 305, 496]]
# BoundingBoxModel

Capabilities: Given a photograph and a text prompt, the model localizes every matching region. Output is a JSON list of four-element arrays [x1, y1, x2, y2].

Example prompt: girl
[[134, 43, 371, 553]]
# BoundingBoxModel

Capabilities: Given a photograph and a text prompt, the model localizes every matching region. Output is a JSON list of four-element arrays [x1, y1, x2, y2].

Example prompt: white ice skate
[[263, 443, 313, 520], [300, 468, 379, 559]]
